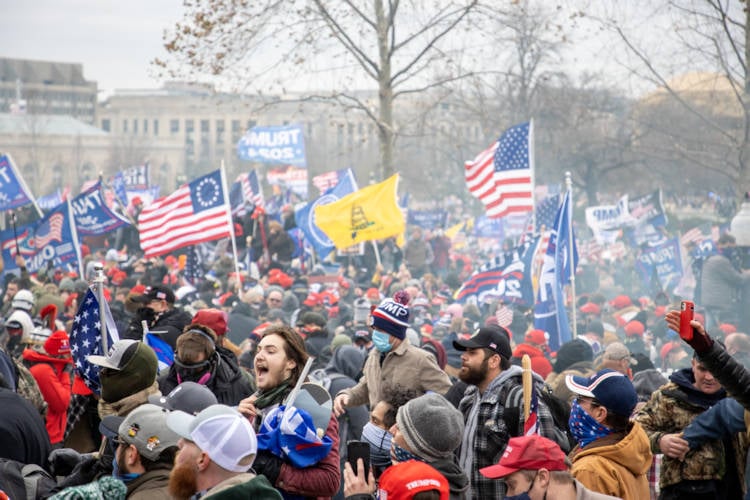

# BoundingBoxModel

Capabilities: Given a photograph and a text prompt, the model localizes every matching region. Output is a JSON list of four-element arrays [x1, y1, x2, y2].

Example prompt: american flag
[[70, 287, 120, 395], [536, 194, 560, 232], [680, 223, 715, 247], [33, 213, 64, 248], [313, 169, 345, 194], [183, 245, 203, 286], [523, 386, 539, 436], [465, 122, 534, 218], [138, 170, 232, 258], [231, 170, 265, 217]]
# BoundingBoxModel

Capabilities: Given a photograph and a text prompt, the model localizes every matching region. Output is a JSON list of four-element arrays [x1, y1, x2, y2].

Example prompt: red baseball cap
[[719, 323, 737, 335], [660, 341, 683, 360], [609, 295, 632, 309], [525, 329, 548, 345], [624, 320, 645, 337], [579, 302, 601, 315], [377, 460, 449, 500], [192, 309, 229, 337], [480, 435, 567, 479]]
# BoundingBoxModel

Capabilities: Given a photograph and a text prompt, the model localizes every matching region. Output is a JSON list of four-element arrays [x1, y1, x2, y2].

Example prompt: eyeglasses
[[575, 397, 602, 408]]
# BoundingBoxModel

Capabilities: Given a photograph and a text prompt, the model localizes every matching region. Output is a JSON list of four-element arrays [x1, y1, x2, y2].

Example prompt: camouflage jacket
[[634, 374, 727, 489]]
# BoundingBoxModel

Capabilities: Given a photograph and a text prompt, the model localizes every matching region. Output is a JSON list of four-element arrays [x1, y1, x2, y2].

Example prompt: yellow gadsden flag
[[314, 174, 405, 248]]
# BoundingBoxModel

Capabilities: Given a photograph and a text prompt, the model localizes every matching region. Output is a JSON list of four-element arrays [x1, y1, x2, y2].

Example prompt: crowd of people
[[1, 219, 750, 500]]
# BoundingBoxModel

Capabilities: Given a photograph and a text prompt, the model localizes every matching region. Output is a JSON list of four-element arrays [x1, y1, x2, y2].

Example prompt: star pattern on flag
[[70, 288, 116, 394]]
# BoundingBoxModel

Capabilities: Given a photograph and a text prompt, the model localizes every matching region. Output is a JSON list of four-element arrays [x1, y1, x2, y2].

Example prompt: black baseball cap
[[453, 325, 512, 359], [133, 285, 176, 304]]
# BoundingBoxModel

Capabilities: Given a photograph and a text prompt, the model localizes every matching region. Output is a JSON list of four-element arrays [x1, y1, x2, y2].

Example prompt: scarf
[[361, 422, 393, 469], [569, 399, 614, 449], [254, 380, 292, 410]]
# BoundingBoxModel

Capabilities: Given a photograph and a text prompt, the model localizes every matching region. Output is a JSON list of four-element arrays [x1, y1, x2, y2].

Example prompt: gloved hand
[[48, 448, 85, 477], [56, 454, 100, 488], [252, 449, 284, 485]]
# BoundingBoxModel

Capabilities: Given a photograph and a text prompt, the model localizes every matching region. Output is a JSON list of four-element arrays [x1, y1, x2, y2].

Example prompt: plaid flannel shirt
[[458, 365, 564, 499]]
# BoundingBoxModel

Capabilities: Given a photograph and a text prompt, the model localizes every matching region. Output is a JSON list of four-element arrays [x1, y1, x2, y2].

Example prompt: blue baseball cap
[[565, 369, 637, 417]]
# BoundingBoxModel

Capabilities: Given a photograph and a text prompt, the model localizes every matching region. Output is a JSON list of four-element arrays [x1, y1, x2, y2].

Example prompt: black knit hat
[[553, 339, 593, 373]]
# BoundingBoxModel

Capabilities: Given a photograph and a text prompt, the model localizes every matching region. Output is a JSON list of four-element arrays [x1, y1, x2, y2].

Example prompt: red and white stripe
[[138, 183, 230, 258], [464, 143, 533, 219]]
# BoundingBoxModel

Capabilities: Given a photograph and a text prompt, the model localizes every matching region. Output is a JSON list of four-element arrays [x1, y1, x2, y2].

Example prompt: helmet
[[11, 289, 35, 312], [4, 310, 33, 340]]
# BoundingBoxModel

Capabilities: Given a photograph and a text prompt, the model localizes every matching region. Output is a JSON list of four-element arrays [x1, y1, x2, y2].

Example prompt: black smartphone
[[347, 440, 370, 476]]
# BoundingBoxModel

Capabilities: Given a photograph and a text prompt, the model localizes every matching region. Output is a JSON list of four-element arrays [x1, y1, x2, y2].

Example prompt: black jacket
[[696, 340, 750, 410], [0, 387, 51, 469], [227, 304, 260, 345], [158, 347, 254, 406], [123, 307, 193, 349]]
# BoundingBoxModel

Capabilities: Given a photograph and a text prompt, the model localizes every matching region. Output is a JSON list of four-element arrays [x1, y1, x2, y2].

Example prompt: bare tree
[[155, 0, 482, 179], [602, 0, 750, 198]]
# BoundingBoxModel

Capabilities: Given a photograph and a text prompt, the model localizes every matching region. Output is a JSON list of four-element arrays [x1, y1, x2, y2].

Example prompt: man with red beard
[[454, 325, 568, 499], [166, 404, 281, 500]]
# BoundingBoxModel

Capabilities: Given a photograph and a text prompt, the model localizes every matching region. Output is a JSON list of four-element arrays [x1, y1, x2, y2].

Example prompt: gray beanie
[[396, 393, 464, 462]]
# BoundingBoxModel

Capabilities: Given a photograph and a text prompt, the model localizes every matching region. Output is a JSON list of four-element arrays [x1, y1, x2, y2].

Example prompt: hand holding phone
[[679, 301, 695, 342], [347, 441, 370, 477]]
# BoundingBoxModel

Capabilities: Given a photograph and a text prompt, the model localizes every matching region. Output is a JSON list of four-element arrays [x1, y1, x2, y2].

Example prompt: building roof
[[0, 58, 95, 87], [0, 113, 108, 137]]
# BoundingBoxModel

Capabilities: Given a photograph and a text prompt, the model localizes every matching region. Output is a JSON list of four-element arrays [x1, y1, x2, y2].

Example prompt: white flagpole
[[220, 162, 242, 292], [529, 119, 536, 233], [66, 198, 85, 281], [565, 171, 577, 339]]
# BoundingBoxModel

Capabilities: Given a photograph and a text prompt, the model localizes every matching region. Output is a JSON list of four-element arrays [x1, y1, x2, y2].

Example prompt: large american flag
[[70, 287, 120, 395], [465, 121, 534, 218], [139, 170, 232, 257]]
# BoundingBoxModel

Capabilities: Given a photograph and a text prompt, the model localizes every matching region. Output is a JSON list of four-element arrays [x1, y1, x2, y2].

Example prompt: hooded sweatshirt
[[22, 347, 72, 444], [570, 421, 652, 500], [430, 457, 470, 500]]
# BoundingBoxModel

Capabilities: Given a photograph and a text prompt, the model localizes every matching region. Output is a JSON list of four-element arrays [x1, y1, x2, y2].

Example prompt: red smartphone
[[680, 301, 695, 341]]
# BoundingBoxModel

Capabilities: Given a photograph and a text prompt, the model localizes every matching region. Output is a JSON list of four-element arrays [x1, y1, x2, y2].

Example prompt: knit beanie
[[370, 291, 410, 340], [396, 393, 464, 462], [331, 333, 352, 351], [553, 339, 593, 373], [100, 342, 158, 403], [44, 331, 71, 357]]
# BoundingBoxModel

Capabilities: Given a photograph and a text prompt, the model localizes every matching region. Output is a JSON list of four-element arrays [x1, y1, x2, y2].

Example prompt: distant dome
[[639, 71, 741, 116]]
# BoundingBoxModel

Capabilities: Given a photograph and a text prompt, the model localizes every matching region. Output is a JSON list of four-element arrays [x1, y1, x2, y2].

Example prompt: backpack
[[501, 375, 575, 452], [13, 359, 47, 419], [0, 458, 56, 500], [308, 368, 345, 393]]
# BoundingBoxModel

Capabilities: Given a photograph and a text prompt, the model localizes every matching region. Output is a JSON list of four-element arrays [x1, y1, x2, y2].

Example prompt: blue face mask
[[372, 330, 392, 353], [391, 442, 422, 463], [361, 422, 393, 468], [112, 453, 141, 484], [568, 399, 614, 448]]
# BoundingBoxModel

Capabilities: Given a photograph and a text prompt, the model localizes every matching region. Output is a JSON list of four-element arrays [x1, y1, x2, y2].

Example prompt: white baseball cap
[[166, 404, 257, 473]]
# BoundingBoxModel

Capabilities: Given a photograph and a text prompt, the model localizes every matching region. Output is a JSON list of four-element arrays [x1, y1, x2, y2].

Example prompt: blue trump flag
[[0, 154, 38, 211], [71, 181, 131, 236], [455, 246, 535, 306], [25, 200, 83, 276], [294, 169, 357, 258], [237, 124, 307, 167], [145, 333, 174, 371], [534, 190, 578, 351], [256, 405, 333, 468]]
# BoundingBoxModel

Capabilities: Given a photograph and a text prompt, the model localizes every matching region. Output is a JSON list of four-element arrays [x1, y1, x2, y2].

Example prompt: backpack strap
[[501, 376, 525, 437], [20, 464, 48, 500]]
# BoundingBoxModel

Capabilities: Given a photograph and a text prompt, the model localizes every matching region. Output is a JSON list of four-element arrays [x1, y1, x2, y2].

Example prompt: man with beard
[[455, 325, 567, 499], [99, 404, 180, 499], [237, 325, 341, 497], [166, 404, 281, 499]]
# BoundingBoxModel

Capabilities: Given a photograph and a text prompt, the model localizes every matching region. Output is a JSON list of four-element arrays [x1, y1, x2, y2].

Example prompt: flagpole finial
[[93, 263, 109, 353]]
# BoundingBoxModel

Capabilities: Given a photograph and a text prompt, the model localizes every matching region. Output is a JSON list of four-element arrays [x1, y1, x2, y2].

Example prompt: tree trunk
[[375, 0, 394, 180]]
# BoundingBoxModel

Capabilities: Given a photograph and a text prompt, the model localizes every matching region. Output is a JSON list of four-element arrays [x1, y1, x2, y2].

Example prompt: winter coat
[[545, 361, 596, 405], [226, 303, 260, 345], [569, 421, 652, 500], [202, 473, 281, 499], [159, 347, 254, 406], [700, 252, 748, 311], [429, 457, 469, 500], [98, 381, 160, 419], [123, 307, 192, 350], [458, 365, 568, 499], [0, 387, 51, 468], [634, 368, 731, 489], [126, 464, 171, 500], [512, 343, 553, 380], [305, 329, 332, 371], [22, 348, 72, 445], [339, 339, 452, 409], [268, 230, 296, 264]]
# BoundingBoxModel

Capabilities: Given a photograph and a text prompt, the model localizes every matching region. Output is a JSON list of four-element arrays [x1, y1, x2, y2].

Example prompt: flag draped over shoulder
[[465, 122, 534, 219], [70, 287, 120, 395], [138, 170, 231, 258], [0, 154, 38, 211], [314, 174, 405, 248], [534, 190, 578, 351]]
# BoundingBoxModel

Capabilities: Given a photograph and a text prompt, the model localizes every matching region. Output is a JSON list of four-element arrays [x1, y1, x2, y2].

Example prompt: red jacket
[[512, 343, 553, 380], [276, 413, 340, 499], [22, 349, 72, 445]]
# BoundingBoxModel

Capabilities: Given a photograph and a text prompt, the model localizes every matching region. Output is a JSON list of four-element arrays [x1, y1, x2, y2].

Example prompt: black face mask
[[6, 333, 22, 355], [175, 355, 215, 385]]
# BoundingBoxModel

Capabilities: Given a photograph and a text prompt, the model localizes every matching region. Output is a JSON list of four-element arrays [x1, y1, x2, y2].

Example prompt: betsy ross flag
[[465, 121, 534, 218], [70, 287, 120, 395], [524, 387, 539, 436], [139, 170, 231, 258]]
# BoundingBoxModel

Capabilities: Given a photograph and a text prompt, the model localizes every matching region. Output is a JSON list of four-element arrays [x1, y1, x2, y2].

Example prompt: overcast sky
[[1, 0, 183, 93], [0, 1, 709, 99]]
